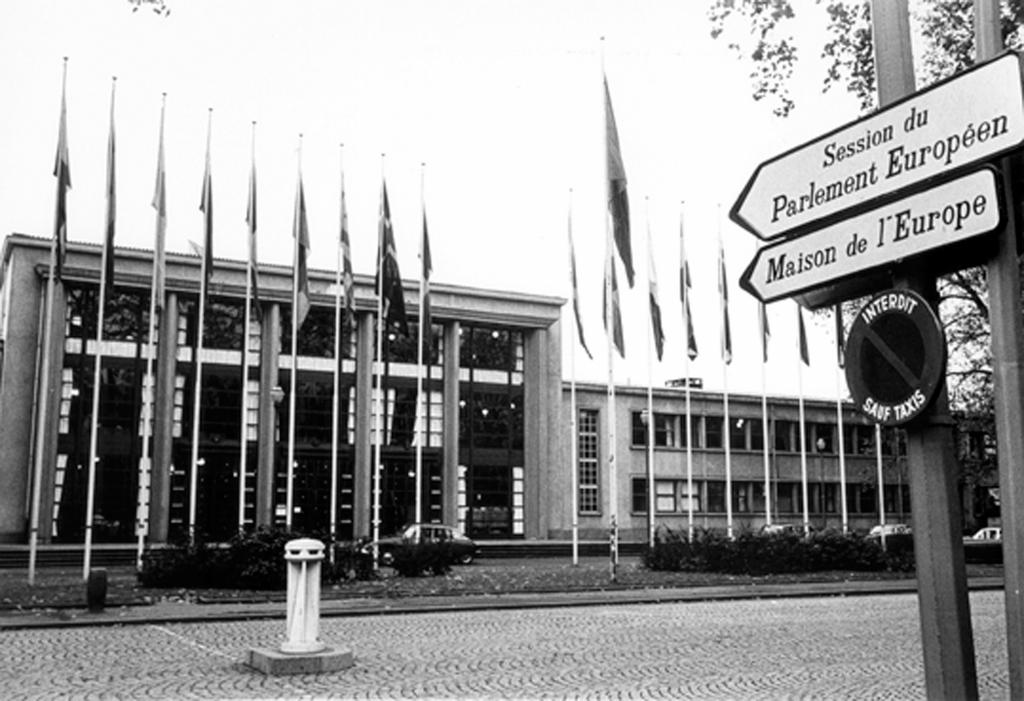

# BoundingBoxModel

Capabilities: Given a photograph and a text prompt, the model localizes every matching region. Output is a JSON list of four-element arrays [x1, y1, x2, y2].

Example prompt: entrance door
[[467, 464, 512, 538]]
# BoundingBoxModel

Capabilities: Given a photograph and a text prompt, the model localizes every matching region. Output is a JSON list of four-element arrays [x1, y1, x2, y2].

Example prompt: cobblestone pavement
[[0, 590, 1010, 700]]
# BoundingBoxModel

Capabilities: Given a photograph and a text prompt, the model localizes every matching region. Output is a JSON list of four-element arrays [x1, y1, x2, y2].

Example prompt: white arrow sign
[[740, 169, 1002, 303], [731, 52, 1024, 241]]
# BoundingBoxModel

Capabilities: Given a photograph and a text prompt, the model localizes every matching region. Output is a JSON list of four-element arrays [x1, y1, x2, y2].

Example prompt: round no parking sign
[[844, 289, 947, 426]]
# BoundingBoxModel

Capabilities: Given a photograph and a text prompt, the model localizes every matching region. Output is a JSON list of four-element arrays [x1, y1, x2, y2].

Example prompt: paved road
[[0, 590, 1010, 700]]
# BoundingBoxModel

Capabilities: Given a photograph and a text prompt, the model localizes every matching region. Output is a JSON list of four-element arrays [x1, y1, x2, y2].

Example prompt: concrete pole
[[870, 2, 978, 698], [975, 2, 1024, 696]]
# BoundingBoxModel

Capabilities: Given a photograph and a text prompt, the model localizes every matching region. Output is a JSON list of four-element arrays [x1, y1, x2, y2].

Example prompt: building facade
[[0, 235, 911, 546]]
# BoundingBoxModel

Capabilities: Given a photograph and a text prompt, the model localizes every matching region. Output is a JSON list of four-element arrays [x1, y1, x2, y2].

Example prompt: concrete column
[[523, 319, 562, 540], [35, 280, 68, 545], [443, 321, 460, 525], [149, 292, 178, 544], [256, 302, 281, 527], [353, 311, 374, 538]]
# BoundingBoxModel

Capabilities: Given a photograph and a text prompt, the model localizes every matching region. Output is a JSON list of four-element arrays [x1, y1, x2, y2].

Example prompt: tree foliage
[[711, 0, 1024, 417]]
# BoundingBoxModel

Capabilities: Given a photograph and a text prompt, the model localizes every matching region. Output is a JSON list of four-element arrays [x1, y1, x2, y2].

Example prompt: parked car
[[867, 523, 911, 539], [760, 523, 801, 536], [361, 523, 478, 566], [969, 526, 1002, 541]]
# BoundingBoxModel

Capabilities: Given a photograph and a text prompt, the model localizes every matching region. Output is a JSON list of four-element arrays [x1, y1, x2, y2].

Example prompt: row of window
[[627, 478, 911, 518], [630, 411, 908, 457], [64, 285, 528, 373]]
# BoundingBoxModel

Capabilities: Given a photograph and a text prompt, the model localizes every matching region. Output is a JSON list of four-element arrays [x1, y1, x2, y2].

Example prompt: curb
[[0, 577, 1004, 631]]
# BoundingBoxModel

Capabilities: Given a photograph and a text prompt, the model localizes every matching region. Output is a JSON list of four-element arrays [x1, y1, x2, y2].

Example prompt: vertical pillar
[[443, 321, 460, 525], [36, 283, 67, 545], [871, 2, 978, 698], [256, 302, 281, 527], [353, 311, 374, 537], [975, 2, 1024, 695], [149, 292, 178, 543]]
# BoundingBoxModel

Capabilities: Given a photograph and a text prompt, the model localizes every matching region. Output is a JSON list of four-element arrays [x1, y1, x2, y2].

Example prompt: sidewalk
[[0, 575, 1004, 631]]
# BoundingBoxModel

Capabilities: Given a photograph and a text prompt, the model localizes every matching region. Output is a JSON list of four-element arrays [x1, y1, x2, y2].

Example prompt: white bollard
[[281, 538, 326, 654]]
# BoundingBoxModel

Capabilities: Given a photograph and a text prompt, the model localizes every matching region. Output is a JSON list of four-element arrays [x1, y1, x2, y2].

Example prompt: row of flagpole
[[30, 61, 436, 583], [570, 62, 893, 554]]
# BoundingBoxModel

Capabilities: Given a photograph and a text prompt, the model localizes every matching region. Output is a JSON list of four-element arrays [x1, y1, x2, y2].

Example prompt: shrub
[[390, 542, 455, 577], [138, 528, 375, 590], [643, 527, 914, 575]]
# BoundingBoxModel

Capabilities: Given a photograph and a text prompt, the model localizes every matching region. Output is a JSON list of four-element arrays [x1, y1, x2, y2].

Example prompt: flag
[[603, 253, 625, 358], [151, 98, 167, 313], [53, 63, 71, 280], [102, 80, 116, 302], [798, 305, 810, 365], [568, 220, 592, 360], [199, 115, 213, 305], [376, 180, 408, 337], [648, 237, 665, 361], [679, 223, 697, 361], [718, 241, 732, 365], [293, 174, 311, 328], [834, 303, 845, 368], [604, 74, 634, 288], [419, 209, 433, 357], [339, 159, 355, 354], [759, 303, 771, 363], [245, 126, 260, 317]]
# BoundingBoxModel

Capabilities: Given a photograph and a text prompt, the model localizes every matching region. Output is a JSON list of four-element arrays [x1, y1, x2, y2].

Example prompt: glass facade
[[458, 325, 524, 538]]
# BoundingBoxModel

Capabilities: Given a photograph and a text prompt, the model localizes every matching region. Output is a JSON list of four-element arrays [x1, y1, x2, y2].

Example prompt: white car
[[970, 527, 1002, 541], [867, 523, 911, 539]]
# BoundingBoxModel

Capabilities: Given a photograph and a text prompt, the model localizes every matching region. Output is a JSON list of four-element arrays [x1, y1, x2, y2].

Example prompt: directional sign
[[845, 289, 946, 426], [740, 168, 1003, 303], [731, 51, 1024, 241]]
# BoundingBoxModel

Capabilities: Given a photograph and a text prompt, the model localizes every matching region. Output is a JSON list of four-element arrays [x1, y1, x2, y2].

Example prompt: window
[[578, 409, 600, 514], [656, 480, 676, 512], [631, 477, 648, 513], [679, 481, 700, 512], [775, 420, 796, 452], [732, 482, 750, 512], [704, 417, 723, 449], [810, 423, 834, 453], [730, 418, 746, 450], [707, 481, 726, 512], [750, 419, 765, 451]]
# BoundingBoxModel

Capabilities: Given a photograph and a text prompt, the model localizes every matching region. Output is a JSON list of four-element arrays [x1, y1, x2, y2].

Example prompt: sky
[[0, 0, 866, 400]]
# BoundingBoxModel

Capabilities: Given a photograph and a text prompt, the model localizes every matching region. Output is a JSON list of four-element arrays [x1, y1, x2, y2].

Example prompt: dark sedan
[[362, 523, 478, 566]]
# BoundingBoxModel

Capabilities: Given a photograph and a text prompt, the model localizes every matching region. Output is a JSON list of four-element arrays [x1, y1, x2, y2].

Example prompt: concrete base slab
[[246, 645, 354, 675]]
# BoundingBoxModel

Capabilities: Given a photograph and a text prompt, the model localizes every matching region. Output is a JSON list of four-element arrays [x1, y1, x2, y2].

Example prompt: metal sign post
[[870, 3, 978, 698]]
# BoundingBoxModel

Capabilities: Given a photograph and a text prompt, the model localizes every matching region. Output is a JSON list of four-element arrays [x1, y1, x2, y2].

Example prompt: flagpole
[[287, 135, 303, 532], [680, 203, 694, 540], [135, 92, 166, 571], [644, 197, 655, 549], [718, 210, 733, 540], [835, 305, 849, 534], [28, 57, 70, 586], [372, 158, 387, 570], [415, 162, 426, 525], [188, 108, 213, 542], [760, 304, 772, 528], [602, 41, 619, 583], [330, 144, 344, 551], [797, 305, 810, 537], [567, 188, 581, 566], [83, 77, 116, 579], [238, 121, 256, 535]]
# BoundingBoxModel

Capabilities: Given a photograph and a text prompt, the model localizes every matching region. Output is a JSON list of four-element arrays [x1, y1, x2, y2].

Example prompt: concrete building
[[0, 234, 909, 545]]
